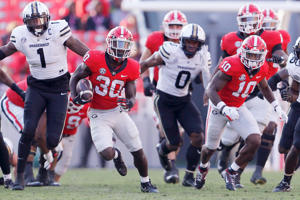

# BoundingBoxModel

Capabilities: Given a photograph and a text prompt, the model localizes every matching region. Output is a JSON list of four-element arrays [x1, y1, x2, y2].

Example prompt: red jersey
[[84, 50, 140, 110], [63, 103, 89, 135], [218, 55, 269, 107], [221, 30, 282, 79], [278, 29, 291, 52], [145, 31, 165, 82], [6, 80, 27, 108]]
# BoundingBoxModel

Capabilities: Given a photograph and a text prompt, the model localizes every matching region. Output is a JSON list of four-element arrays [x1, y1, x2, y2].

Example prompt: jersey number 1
[[37, 48, 46, 68]]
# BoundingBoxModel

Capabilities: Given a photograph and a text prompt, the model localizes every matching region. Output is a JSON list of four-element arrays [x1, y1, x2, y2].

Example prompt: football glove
[[73, 91, 92, 105], [217, 101, 239, 121], [143, 77, 155, 97], [266, 55, 285, 65], [278, 80, 290, 101], [43, 151, 54, 170], [117, 98, 134, 112], [272, 101, 288, 123]]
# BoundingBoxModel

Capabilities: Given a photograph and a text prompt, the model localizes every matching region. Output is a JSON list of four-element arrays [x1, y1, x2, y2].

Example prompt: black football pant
[[17, 86, 68, 174], [0, 131, 10, 175]]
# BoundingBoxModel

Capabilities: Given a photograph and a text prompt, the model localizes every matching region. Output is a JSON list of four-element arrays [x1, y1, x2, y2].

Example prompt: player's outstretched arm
[[70, 63, 92, 99], [139, 48, 152, 79], [139, 52, 164, 74], [0, 42, 18, 60], [64, 35, 89, 57]]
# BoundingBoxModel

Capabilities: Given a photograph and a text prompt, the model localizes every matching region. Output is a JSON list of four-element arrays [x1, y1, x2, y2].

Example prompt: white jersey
[[157, 41, 211, 97], [286, 53, 300, 103], [10, 20, 72, 80]]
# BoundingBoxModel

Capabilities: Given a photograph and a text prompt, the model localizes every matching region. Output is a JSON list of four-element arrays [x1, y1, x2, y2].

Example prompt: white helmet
[[179, 23, 205, 57], [22, 1, 50, 36]]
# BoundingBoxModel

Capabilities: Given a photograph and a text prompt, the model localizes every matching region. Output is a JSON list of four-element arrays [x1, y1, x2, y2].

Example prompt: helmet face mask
[[23, 1, 50, 37], [179, 23, 205, 58], [237, 3, 263, 35], [163, 10, 187, 40], [106, 26, 133, 62], [240, 35, 267, 71], [293, 37, 300, 59]]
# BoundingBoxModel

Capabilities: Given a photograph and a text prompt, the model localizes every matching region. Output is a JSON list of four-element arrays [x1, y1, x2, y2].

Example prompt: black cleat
[[12, 175, 25, 191], [234, 172, 244, 189], [195, 166, 208, 189], [164, 167, 179, 184], [27, 167, 49, 187], [113, 148, 127, 176], [0, 177, 4, 185], [156, 144, 171, 171], [250, 175, 267, 185], [4, 179, 14, 189], [182, 171, 195, 187], [223, 169, 236, 191], [273, 180, 291, 192], [141, 180, 159, 193]]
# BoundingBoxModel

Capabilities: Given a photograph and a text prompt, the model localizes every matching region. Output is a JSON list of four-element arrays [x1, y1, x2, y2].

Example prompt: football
[[76, 79, 93, 102]]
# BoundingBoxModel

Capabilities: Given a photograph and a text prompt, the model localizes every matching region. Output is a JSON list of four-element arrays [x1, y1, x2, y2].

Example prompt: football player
[[248, 8, 291, 185], [195, 35, 287, 191], [215, 3, 288, 187], [0, 1, 89, 190], [272, 37, 300, 192], [70, 26, 158, 193], [140, 23, 211, 187], [140, 10, 188, 185]]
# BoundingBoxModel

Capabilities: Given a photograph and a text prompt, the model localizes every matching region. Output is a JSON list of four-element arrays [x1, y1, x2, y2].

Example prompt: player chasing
[[195, 35, 287, 191], [140, 10, 188, 185], [140, 23, 211, 187], [70, 26, 158, 193]]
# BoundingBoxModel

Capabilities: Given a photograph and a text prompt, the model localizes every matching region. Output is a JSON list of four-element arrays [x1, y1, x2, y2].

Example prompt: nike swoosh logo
[[121, 75, 127, 78], [256, 76, 261, 79], [60, 92, 67, 95]]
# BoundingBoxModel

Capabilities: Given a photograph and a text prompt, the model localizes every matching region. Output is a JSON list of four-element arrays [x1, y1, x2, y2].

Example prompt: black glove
[[267, 55, 284, 65], [73, 94, 90, 105], [143, 77, 155, 97], [11, 83, 25, 101], [278, 80, 290, 101], [117, 98, 134, 112]]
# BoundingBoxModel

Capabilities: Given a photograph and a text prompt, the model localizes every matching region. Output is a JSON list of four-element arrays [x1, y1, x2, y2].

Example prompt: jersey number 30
[[95, 75, 125, 97]]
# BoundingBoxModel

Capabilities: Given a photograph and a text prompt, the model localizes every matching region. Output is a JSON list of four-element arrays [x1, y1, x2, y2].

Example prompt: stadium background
[[0, 0, 298, 171]]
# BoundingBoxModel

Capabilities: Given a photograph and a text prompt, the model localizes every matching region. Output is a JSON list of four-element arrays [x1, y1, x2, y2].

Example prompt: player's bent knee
[[246, 134, 261, 150], [100, 147, 115, 161], [278, 145, 289, 154], [190, 133, 203, 148]]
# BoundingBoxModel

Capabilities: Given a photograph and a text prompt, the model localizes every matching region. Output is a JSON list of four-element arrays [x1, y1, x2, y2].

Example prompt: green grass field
[[1, 169, 300, 200]]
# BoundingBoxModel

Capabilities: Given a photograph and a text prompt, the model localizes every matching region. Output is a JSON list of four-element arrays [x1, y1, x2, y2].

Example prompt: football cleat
[[223, 169, 237, 191], [273, 180, 291, 192], [156, 143, 172, 171], [12, 175, 25, 191], [182, 171, 195, 187], [250, 175, 267, 185], [195, 166, 209, 189], [234, 172, 244, 189], [4, 179, 14, 189], [27, 167, 49, 187], [141, 180, 159, 193], [164, 168, 179, 184], [113, 148, 127, 176]]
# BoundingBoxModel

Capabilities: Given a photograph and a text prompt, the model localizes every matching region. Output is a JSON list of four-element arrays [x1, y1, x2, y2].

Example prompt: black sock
[[283, 175, 292, 184], [17, 137, 32, 174], [24, 162, 34, 181], [186, 145, 201, 171], [159, 139, 171, 155], [256, 134, 275, 169], [0, 132, 10, 175], [170, 160, 176, 169]]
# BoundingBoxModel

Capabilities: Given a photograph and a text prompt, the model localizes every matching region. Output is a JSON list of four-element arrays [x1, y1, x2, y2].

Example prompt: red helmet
[[106, 26, 133, 61], [240, 35, 267, 70], [262, 8, 279, 30], [163, 10, 187, 39], [237, 3, 263, 34]]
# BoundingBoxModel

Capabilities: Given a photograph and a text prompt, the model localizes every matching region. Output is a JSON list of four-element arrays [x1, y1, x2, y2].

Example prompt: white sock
[[200, 162, 209, 168], [114, 149, 119, 159], [3, 173, 11, 181], [140, 176, 150, 183], [230, 162, 240, 171]]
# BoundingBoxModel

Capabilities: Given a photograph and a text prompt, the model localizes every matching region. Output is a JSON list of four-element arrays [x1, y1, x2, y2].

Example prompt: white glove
[[272, 101, 288, 123], [217, 101, 239, 121], [43, 151, 54, 170]]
